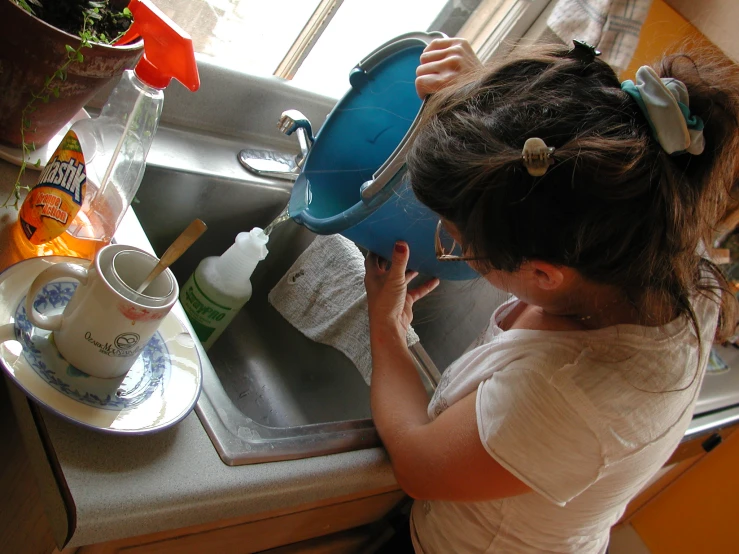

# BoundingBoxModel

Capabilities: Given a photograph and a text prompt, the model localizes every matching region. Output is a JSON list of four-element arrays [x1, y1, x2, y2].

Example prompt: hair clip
[[571, 39, 601, 62], [522, 137, 555, 177]]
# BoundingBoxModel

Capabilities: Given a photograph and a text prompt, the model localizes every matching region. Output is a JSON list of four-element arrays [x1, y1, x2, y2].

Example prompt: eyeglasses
[[434, 220, 477, 262]]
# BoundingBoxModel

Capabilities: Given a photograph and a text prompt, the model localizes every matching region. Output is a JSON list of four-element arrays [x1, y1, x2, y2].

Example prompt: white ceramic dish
[[0, 256, 202, 434], [0, 109, 90, 169]]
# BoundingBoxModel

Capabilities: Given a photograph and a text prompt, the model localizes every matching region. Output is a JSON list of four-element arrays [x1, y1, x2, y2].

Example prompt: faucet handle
[[277, 110, 315, 143], [277, 110, 315, 169]]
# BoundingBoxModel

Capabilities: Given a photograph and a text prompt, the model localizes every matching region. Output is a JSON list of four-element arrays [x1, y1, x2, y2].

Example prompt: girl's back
[[413, 283, 718, 552]]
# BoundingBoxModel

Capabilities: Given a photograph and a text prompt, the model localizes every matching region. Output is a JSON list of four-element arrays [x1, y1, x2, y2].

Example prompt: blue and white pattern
[[14, 282, 171, 411]]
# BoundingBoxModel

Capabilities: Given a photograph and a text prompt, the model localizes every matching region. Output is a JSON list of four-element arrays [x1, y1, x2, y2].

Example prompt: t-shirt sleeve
[[476, 367, 605, 506]]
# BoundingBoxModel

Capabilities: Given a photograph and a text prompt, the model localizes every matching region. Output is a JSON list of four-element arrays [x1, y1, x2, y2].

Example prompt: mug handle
[[0, 323, 15, 343], [25, 263, 89, 332]]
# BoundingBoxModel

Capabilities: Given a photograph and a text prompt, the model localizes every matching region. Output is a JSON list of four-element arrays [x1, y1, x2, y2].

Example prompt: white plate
[[0, 109, 90, 170], [0, 256, 202, 435]]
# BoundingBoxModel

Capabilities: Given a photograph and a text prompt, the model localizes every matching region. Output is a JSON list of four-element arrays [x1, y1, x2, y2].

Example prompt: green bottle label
[[181, 274, 232, 343]]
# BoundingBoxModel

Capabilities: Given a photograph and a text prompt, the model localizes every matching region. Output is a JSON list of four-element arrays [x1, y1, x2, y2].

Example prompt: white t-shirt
[[411, 288, 719, 553]]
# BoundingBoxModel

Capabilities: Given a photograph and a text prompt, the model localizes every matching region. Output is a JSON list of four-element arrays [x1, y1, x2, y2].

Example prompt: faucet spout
[[278, 109, 315, 168]]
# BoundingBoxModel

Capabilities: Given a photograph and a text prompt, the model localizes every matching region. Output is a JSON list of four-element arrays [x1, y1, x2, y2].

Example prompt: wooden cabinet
[[1, 403, 57, 554], [629, 426, 739, 553], [614, 422, 739, 552], [1, 378, 70, 554]]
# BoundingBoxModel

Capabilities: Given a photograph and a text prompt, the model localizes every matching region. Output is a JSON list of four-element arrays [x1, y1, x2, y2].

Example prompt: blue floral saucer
[[0, 256, 202, 435]]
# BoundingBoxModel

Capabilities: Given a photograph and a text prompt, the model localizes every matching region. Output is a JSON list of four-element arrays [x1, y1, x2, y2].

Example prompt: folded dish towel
[[268, 234, 419, 385], [547, 0, 651, 74]]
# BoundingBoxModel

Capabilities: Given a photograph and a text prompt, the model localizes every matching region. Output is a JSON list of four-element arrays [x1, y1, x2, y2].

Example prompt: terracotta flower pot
[[0, 1, 143, 148]]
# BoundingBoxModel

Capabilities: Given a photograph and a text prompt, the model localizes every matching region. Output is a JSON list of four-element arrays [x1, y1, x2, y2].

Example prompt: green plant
[[14, 0, 132, 41], [2, 0, 132, 209], [13, 0, 38, 14]]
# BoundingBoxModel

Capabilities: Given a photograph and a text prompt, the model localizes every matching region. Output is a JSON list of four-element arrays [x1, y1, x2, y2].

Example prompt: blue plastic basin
[[293, 33, 476, 281]]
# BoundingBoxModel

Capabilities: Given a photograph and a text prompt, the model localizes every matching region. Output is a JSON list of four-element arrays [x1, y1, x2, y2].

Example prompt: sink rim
[[195, 341, 439, 465]]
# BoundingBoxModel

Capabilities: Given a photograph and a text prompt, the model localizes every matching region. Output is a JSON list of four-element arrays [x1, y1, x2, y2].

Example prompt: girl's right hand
[[416, 37, 482, 98], [364, 242, 439, 341]]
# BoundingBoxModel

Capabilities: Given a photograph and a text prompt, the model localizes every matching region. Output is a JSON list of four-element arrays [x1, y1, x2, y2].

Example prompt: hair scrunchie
[[621, 65, 705, 155]]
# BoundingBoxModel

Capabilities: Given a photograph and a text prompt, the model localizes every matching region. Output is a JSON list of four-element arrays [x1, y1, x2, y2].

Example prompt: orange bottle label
[[19, 131, 87, 245]]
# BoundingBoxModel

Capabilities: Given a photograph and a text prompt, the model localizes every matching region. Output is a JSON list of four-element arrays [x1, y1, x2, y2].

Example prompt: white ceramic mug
[[25, 244, 178, 379]]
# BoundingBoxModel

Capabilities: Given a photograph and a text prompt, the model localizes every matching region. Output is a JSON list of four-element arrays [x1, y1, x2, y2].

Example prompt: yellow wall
[[621, 0, 708, 79]]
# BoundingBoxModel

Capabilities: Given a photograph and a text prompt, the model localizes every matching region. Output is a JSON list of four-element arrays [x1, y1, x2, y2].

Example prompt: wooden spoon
[[136, 219, 208, 294]]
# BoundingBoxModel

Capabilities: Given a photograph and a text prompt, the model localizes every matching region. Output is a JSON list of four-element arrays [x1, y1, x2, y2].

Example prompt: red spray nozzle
[[118, 0, 200, 91]]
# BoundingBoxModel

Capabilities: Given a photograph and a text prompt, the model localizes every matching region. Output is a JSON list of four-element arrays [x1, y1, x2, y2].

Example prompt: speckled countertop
[[0, 158, 397, 549]]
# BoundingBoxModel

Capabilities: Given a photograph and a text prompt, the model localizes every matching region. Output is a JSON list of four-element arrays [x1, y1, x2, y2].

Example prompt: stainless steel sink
[[132, 161, 508, 465]]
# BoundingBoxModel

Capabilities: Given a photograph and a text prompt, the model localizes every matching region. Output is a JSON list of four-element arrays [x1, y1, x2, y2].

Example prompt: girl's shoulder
[[447, 286, 720, 405], [496, 299, 586, 332]]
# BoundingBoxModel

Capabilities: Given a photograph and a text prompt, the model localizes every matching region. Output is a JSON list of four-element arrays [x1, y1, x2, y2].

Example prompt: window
[[153, 0, 550, 98]]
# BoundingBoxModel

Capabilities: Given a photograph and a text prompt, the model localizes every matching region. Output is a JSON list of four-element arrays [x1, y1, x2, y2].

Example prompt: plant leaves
[[13, 0, 37, 16]]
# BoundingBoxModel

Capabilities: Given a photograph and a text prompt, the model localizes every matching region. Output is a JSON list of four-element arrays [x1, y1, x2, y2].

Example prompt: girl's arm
[[365, 243, 530, 502]]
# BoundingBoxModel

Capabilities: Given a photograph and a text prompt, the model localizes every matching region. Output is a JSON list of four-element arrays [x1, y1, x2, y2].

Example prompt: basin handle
[[360, 97, 429, 204]]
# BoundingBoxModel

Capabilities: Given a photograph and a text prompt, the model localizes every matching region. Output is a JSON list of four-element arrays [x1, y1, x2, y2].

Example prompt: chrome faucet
[[238, 109, 315, 181], [277, 109, 315, 168]]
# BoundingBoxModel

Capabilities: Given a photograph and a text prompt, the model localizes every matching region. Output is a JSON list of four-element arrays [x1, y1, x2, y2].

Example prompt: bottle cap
[[218, 229, 269, 286], [118, 0, 200, 91]]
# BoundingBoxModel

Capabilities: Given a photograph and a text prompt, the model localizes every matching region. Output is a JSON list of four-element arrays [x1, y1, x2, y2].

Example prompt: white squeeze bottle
[[180, 228, 269, 350]]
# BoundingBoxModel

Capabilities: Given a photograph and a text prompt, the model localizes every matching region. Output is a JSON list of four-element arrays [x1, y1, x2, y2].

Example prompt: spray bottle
[[180, 229, 269, 350], [14, 0, 200, 261]]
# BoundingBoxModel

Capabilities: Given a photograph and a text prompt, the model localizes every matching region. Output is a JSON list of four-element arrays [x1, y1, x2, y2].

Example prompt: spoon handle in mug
[[136, 219, 208, 294]]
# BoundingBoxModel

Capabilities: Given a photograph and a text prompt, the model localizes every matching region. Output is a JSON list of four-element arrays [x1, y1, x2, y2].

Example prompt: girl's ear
[[523, 260, 566, 291]]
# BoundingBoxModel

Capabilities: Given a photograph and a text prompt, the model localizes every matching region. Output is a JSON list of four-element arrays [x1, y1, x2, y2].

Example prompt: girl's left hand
[[415, 37, 482, 98], [365, 242, 440, 339]]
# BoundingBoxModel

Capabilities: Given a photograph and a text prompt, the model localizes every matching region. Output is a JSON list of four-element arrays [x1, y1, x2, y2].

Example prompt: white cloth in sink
[[268, 234, 419, 385]]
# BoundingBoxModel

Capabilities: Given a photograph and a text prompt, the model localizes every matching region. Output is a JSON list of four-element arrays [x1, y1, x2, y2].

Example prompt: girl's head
[[407, 44, 739, 338]]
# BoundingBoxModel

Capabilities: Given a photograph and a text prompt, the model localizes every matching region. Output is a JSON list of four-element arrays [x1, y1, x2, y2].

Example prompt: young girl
[[364, 38, 739, 553]]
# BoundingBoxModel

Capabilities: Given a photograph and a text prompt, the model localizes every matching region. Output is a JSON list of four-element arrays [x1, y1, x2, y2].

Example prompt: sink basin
[[132, 162, 508, 465]]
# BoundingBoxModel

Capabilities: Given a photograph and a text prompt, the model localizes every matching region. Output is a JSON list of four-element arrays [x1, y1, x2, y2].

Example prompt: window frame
[[274, 0, 345, 80], [459, 0, 553, 60], [272, 0, 553, 86]]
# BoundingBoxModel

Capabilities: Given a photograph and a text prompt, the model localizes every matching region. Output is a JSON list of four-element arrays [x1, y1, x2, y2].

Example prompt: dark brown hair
[[407, 44, 739, 340]]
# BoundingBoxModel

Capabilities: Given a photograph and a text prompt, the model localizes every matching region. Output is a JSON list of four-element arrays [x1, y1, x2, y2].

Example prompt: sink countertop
[[0, 159, 398, 549]]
